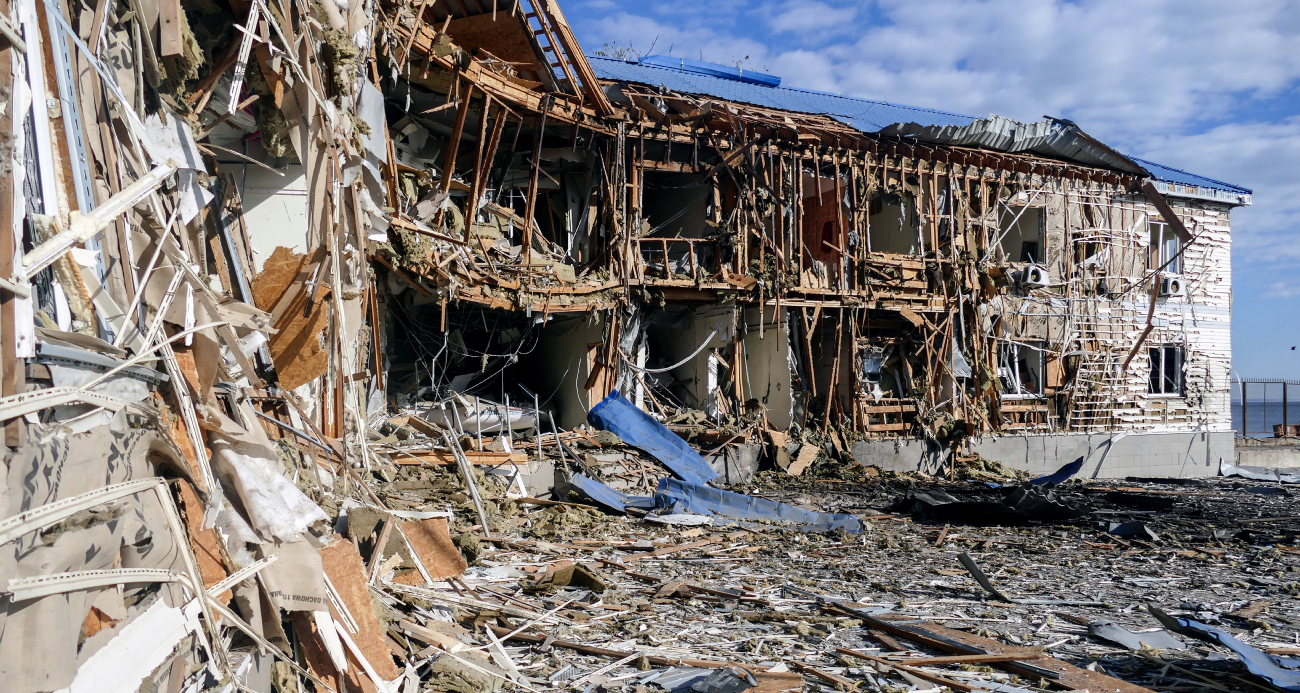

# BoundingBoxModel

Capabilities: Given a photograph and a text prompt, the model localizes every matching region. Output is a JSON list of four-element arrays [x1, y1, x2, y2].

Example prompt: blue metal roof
[[589, 56, 1249, 197], [637, 55, 781, 87], [588, 56, 976, 132], [1129, 156, 1252, 195]]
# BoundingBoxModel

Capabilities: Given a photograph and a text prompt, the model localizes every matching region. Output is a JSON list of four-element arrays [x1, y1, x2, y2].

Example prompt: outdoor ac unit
[[1160, 275, 1186, 297], [1020, 264, 1050, 288]]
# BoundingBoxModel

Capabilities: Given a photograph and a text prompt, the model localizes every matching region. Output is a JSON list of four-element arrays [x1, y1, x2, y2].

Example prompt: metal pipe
[[549, 413, 567, 470], [1242, 381, 1248, 438]]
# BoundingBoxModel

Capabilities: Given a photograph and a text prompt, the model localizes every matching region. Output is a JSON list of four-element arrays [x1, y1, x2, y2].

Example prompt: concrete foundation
[[852, 430, 1234, 479], [1235, 441, 1300, 470]]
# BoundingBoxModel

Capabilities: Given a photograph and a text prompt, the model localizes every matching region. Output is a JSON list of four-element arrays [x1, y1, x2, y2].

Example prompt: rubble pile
[[0, 0, 1265, 691]]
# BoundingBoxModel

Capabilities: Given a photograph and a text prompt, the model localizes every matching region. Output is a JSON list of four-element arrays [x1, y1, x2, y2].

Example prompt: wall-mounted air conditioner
[[1019, 264, 1050, 288], [1160, 275, 1186, 297]]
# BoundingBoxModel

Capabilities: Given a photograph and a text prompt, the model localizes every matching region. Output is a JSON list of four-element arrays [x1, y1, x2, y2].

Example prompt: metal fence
[[1232, 378, 1300, 438]]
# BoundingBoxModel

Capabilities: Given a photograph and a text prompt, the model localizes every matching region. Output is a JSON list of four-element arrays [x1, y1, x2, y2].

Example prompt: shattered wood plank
[[389, 450, 526, 466], [538, 0, 615, 116], [1139, 181, 1193, 243], [872, 614, 1154, 693], [786, 444, 818, 476], [292, 611, 373, 693], [865, 629, 907, 652], [621, 537, 722, 562], [320, 538, 403, 681], [789, 662, 854, 689], [749, 671, 804, 693], [896, 653, 1044, 666]]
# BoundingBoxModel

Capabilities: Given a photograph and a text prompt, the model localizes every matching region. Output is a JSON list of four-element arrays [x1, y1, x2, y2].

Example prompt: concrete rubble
[[0, 0, 1279, 692]]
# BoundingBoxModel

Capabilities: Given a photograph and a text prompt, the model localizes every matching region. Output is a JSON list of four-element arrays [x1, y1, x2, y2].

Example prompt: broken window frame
[[1148, 220, 1182, 275], [1148, 345, 1185, 397], [998, 340, 1045, 399]]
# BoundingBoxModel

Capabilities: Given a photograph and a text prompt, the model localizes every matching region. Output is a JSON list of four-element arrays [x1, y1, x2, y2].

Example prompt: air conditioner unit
[[1160, 275, 1186, 297], [1020, 264, 1050, 288]]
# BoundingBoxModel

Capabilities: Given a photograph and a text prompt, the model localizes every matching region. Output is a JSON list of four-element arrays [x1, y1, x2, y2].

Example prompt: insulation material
[[211, 441, 330, 543]]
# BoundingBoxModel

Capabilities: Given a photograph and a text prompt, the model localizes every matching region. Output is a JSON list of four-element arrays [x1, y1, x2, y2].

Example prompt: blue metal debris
[[1151, 608, 1300, 691], [653, 478, 862, 533], [1130, 157, 1253, 195], [565, 471, 860, 533], [587, 391, 719, 486], [568, 473, 637, 513]]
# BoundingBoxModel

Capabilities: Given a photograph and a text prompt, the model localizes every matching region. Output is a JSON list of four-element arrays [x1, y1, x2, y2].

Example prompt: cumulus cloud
[[1264, 281, 1300, 299], [1132, 117, 1300, 268], [763, 1, 859, 35]]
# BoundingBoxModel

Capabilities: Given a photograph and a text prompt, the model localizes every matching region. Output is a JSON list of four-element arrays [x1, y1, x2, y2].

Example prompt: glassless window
[[999, 341, 1044, 397], [1149, 221, 1181, 274], [1148, 346, 1183, 395]]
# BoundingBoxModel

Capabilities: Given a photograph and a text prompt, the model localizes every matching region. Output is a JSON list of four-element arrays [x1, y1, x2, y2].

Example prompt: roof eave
[[1149, 179, 1252, 207]]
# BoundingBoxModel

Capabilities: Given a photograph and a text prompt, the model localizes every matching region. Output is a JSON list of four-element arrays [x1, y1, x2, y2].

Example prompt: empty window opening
[[997, 206, 1044, 264], [1149, 220, 1181, 274], [999, 341, 1044, 398], [867, 193, 919, 255], [801, 174, 847, 264], [1148, 345, 1184, 396]]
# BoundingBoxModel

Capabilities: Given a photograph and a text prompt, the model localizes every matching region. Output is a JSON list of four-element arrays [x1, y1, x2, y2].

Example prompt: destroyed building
[[0, 0, 1267, 692]]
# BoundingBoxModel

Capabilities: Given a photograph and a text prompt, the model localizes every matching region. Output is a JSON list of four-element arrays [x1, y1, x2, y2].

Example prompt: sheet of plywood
[[175, 479, 231, 605], [292, 611, 378, 693], [252, 246, 329, 391], [401, 517, 467, 580], [445, 13, 543, 72], [318, 537, 403, 681]]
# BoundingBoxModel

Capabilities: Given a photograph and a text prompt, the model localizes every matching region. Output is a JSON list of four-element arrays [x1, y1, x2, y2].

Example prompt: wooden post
[[468, 102, 508, 242], [439, 83, 475, 198], [521, 109, 547, 262], [159, 0, 184, 58]]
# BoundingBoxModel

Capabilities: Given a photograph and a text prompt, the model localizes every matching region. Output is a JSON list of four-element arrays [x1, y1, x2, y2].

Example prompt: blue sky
[[561, 0, 1300, 379]]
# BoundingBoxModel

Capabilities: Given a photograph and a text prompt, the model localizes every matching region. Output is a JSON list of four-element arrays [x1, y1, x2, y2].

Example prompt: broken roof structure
[[0, 0, 1258, 690]]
